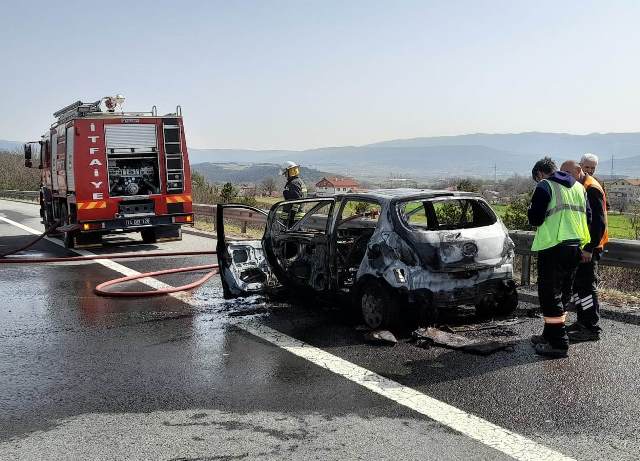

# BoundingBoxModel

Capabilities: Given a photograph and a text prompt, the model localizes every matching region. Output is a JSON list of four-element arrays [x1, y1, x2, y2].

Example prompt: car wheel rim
[[362, 293, 383, 328]]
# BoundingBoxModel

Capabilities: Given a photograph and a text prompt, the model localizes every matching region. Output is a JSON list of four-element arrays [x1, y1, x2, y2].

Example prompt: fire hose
[[0, 222, 219, 297]]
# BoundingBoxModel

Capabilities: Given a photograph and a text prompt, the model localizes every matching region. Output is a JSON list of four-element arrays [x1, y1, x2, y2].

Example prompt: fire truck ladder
[[163, 116, 184, 194]]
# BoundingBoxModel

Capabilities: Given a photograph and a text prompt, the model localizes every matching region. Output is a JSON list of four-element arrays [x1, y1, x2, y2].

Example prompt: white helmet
[[281, 160, 299, 175]]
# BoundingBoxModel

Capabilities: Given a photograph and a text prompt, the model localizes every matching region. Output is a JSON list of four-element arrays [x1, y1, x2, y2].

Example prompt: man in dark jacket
[[528, 157, 592, 358], [561, 160, 608, 341]]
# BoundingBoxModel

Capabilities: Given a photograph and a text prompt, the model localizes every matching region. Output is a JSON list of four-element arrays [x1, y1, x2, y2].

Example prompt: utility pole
[[611, 155, 614, 179], [493, 163, 497, 183]]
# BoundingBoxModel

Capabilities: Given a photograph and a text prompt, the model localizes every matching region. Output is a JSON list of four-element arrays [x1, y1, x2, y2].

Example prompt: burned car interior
[[335, 199, 382, 289], [217, 190, 517, 328]]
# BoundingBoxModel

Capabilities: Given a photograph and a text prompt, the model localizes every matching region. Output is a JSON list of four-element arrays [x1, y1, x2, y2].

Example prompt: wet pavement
[[1, 199, 640, 460]]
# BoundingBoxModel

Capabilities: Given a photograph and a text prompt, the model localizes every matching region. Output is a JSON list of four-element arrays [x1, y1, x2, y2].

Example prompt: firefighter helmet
[[282, 161, 300, 178]]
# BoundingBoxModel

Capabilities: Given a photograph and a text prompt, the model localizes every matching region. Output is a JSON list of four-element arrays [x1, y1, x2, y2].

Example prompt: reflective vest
[[531, 179, 591, 251], [583, 175, 609, 249]]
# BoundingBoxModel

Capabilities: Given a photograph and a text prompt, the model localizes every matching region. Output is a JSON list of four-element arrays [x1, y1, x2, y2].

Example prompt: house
[[238, 184, 257, 197], [606, 178, 640, 210], [315, 177, 360, 196]]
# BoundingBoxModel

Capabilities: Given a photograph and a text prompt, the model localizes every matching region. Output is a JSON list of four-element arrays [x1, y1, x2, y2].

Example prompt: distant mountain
[[0, 140, 23, 152], [189, 132, 640, 179], [192, 162, 335, 185]]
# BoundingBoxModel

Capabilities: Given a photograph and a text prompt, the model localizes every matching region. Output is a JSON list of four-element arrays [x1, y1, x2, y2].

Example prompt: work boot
[[534, 339, 568, 358], [530, 334, 546, 345], [567, 322, 600, 342]]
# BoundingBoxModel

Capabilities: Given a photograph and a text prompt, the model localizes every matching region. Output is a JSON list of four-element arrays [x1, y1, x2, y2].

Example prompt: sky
[[1, 0, 640, 150]]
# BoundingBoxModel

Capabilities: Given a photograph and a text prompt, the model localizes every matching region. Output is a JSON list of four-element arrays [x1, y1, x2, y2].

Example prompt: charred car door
[[263, 198, 335, 292], [216, 204, 280, 299]]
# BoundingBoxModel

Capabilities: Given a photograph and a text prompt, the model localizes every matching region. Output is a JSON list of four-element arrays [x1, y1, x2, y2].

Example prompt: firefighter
[[560, 160, 608, 341], [282, 161, 307, 200], [528, 157, 591, 358]]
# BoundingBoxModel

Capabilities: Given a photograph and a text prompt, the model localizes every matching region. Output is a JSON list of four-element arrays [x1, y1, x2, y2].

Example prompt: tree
[[502, 193, 534, 231], [219, 182, 238, 203], [456, 178, 480, 193], [628, 203, 640, 240], [191, 171, 218, 204], [261, 176, 278, 196]]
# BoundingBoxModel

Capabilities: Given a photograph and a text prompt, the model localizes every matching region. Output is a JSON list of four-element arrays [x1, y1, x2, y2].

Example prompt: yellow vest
[[531, 179, 590, 251]]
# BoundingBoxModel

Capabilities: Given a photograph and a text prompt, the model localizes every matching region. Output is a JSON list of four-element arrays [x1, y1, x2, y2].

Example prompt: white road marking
[[0, 211, 575, 461], [0, 215, 173, 292], [237, 321, 574, 461]]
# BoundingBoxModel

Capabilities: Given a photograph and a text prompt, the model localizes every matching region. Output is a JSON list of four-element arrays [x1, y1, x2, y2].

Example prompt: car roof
[[334, 188, 479, 202]]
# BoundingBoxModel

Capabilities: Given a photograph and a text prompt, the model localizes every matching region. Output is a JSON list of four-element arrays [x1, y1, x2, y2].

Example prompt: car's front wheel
[[360, 281, 399, 330]]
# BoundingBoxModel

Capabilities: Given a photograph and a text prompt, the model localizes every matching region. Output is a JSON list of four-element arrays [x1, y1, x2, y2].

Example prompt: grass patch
[[193, 217, 264, 240], [493, 203, 637, 240]]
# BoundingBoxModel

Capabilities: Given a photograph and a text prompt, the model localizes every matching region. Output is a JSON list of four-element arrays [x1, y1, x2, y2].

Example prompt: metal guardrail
[[3, 192, 638, 279], [510, 230, 640, 285], [192, 203, 266, 233], [0, 190, 39, 202]]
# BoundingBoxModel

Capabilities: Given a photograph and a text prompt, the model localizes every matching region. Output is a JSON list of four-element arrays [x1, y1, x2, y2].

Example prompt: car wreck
[[216, 189, 518, 329]]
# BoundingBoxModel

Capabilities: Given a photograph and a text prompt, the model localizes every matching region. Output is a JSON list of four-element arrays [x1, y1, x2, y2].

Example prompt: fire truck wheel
[[59, 204, 76, 249], [141, 228, 157, 244]]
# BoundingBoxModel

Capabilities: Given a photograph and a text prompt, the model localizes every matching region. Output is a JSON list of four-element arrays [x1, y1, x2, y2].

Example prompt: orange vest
[[583, 175, 609, 249]]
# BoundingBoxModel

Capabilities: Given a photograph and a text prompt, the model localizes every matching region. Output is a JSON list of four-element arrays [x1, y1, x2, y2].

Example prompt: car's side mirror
[[24, 144, 32, 168]]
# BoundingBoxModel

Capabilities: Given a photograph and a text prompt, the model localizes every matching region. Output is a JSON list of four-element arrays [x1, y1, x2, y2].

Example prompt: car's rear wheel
[[360, 281, 399, 329], [476, 282, 518, 318]]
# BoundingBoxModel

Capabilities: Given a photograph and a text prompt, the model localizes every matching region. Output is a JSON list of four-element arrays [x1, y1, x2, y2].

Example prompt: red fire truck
[[24, 95, 193, 248]]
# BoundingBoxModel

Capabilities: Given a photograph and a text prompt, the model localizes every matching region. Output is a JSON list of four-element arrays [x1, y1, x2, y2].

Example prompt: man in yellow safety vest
[[528, 157, 591, 358]]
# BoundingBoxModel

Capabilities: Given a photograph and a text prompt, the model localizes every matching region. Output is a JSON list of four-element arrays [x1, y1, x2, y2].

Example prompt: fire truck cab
[[24, 95, 193, 248]]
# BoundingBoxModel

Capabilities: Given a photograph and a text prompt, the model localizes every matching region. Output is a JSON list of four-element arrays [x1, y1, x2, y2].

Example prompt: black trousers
[[537, 243, 581, 344], [572, 252, 601, 331]]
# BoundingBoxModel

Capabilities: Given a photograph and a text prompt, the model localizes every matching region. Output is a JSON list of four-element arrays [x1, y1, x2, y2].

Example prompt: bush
[[502, 193, 533, 231]]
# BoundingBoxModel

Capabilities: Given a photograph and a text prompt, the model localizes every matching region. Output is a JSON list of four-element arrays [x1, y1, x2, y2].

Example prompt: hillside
[[191, 162, 336, 185], [189, 132, 640, 179]]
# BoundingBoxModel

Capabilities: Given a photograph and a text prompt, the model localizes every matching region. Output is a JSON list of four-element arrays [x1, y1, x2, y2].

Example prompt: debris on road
[[443, 318, 523, 333], [228, 306, 269, 317], [412, 327, 514, 356], [364, 329, 398, 346]]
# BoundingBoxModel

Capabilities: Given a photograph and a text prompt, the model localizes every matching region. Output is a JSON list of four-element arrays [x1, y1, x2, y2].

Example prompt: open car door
[[262, 198, 336, 292], [216, 204, 280, 299]]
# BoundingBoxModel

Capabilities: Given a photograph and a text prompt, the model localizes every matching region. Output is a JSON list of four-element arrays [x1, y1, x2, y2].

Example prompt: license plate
[[125, 217, 151, 227]]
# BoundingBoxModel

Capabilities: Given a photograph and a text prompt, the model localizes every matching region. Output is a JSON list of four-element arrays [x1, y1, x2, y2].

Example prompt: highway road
[[1, 199, 640, 460]]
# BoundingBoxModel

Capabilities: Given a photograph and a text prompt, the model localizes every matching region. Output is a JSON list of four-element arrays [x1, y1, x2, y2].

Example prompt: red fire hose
[[0, 224, 219, 298]]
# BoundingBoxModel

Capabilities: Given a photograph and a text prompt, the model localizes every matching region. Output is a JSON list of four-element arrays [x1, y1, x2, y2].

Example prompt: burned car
[[216, 189, 517, 328]]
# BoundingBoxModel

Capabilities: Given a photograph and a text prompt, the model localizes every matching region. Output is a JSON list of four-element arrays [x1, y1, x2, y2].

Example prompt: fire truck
[[24, 95, 193, 248]]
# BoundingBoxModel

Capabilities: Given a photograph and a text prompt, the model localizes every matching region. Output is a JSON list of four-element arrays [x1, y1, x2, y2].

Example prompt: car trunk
[[395, 197, 512, 272]]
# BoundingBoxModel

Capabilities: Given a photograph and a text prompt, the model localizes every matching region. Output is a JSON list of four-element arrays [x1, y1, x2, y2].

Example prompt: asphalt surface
[[1, 199, 640, 460]]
